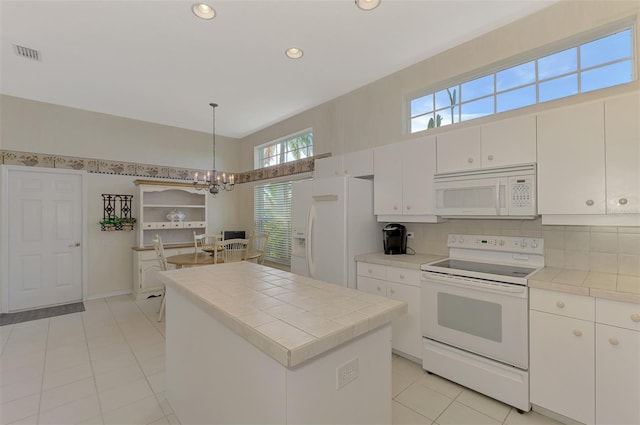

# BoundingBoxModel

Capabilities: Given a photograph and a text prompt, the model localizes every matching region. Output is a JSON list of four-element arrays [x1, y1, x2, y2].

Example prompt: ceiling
[[1, 0, 556, 139]]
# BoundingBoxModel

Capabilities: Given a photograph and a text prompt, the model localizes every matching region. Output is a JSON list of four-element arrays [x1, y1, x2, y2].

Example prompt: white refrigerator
[[291, 176, 383, 288]]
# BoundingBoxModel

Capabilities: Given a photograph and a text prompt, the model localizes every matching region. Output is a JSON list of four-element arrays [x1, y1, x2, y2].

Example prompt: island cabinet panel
[[162, 262, 404, 425], [166, 286, 393, 425]]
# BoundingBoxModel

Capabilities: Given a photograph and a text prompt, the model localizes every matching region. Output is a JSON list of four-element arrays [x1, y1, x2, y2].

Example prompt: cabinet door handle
[[609, 337, 619, 346], [368, 269, 373, 274], [619, 198, 628, 205], [390, 288, 395, 295], [487, 154, 494, 161], [556, 301, 565, 309], [399, 274, 404, 280], [586, 199, 594, 206], [393, 205, 398, 211], [573, 329, 582, 337], [468, 157, 474, 164], [631, 313, 640, 323], [376, 286, 381, 291], [406, 205, 411, 210]]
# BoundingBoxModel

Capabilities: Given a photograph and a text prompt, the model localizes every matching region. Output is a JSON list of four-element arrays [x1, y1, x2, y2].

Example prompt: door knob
[[69, 242, 81, 247]]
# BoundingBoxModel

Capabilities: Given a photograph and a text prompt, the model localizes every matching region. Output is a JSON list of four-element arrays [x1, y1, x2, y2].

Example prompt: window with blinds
[[253, 181, 292, 266]]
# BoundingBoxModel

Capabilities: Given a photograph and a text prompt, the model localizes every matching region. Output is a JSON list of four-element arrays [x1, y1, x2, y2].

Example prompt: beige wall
[[2, 0, 639, 302], [0, 96, 242, 300], [239, 1, 639, 165], [234, 0, 640, 254]]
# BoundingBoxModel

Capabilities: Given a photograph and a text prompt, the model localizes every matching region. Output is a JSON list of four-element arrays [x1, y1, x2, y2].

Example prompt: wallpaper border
[[0, 150, 330, 184]]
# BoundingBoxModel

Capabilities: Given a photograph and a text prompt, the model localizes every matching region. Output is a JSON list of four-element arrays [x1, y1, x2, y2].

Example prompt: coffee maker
[[383, 223, 407, 255]]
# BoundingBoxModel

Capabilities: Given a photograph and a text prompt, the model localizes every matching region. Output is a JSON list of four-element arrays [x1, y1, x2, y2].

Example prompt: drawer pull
[[609, 337, 619, 346], [573, 329, 582, 337], [368, 269, 373, 274], [631, 313, 640, 323], [376, 286, 381, 291], [399, 274, 405, 279], [390, 289, 395, 295], [556, 301, 565, 309]]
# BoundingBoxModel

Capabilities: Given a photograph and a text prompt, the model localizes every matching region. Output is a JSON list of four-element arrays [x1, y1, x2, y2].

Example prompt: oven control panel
[[447, 234, 544, 255]]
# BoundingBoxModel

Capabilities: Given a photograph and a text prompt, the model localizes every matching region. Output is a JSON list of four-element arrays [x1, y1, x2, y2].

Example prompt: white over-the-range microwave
[[433, 163, 537, 218]]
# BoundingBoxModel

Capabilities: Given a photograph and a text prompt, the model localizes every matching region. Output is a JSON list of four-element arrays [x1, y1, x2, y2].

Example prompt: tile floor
[[1, 295, 563, 425]]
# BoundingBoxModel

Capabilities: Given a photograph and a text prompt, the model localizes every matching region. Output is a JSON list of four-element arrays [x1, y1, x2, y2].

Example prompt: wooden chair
[[152, 234, 168, 322], [214, 238, 249, 264], [246, 231, 270, 264], [193, 231, 222, 253]]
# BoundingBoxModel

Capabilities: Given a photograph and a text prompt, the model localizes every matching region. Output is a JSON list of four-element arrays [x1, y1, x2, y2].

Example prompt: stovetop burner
[[426, 258, 537, 279]]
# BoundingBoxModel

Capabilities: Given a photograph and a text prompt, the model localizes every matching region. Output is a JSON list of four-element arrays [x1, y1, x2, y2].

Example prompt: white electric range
[[420, 234, 544, 412]]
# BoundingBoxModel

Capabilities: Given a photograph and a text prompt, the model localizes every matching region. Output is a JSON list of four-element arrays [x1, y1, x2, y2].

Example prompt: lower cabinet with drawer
[[132, 247, 189, 300], [595, 298, 640, 425], [530, 288, 595, 425], [530, 288, 640, 425], [357, 262, 422, 359]]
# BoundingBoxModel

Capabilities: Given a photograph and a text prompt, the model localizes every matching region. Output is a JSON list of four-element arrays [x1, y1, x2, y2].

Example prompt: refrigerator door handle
[[306, 205, 316, 278]]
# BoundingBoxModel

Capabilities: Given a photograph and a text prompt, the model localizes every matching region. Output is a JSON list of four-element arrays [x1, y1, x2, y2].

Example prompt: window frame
[[254, 129, 314, 169], [408, 19, 636, 134]]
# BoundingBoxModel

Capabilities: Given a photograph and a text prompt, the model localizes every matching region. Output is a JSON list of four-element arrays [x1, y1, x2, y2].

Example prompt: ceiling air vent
[[14, 44, 41, 61]]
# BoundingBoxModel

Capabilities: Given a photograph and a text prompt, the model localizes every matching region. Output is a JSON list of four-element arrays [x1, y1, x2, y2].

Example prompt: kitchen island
[[158, 261, 407, 424]]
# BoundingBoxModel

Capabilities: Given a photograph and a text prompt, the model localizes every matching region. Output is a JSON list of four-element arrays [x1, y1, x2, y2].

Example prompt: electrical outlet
[[407, 232, 414, 239], [336, 358, 359, 390]]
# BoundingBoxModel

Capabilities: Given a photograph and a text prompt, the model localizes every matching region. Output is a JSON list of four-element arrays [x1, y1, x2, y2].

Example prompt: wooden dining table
[[166, 252, 222, 268]]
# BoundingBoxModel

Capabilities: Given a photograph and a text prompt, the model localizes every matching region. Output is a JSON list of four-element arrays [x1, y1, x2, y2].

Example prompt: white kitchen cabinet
[[529, 288, 595, 425], [537, 101, 606, 215], [480, 115, 537, 168], [604, 92, 640, 214], [357, 262, 422, 359], [595, 298, 640, 425], [435, 116, 536, 173], [436, 126, 481, 173], [132, 246, 191, 300], [135, 180, 208, 248], [374, 136, 440, 222], [387, 267, 422, 359], [314, 149, 374, 179]]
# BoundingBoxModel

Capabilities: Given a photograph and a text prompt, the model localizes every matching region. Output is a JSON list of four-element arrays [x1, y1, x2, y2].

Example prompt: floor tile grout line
[[82, 299, 107, 423], [36, 317, 51, 425], [102, 296, 168, 422]]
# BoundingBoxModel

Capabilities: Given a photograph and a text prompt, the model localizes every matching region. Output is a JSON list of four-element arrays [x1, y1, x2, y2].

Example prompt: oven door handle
[[422, 274, 527, 295]]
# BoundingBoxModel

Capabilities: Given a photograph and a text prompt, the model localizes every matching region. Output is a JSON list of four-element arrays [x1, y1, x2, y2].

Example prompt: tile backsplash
[[402, 218, 640, 276]]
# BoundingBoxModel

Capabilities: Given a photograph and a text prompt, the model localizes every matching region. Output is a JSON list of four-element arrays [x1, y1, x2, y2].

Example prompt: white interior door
[[7, 168, 83, 311]]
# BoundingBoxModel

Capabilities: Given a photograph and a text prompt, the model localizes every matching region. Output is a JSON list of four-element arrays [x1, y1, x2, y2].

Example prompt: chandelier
[[193, 103, 235, 196]]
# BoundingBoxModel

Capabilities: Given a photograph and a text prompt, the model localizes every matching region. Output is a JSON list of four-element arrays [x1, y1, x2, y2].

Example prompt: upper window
[[409, 26, 634, 133], [255, 130, 313, 169]]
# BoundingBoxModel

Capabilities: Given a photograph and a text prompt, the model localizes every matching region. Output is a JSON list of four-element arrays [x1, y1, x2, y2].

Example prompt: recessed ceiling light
[[285, 48, 304, 59], [192, 3, 216, 20], [355, 0, 381, 11]]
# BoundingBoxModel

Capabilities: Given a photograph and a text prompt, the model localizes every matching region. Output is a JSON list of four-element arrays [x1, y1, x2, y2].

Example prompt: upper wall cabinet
[[314, 149, 374, 179], [604, 92, 639, 214], [537, 101, 606, 215], [374, 136, 441, 222], [537, 92, 639, 223], [436, 115, 536, 173]]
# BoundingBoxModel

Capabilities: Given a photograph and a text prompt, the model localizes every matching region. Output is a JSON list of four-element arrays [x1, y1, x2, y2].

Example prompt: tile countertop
[[529, 268, 640, 304], [158, 262, 407, 368], [356, 252, 640, 305], [354, 252, 445, 269]]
